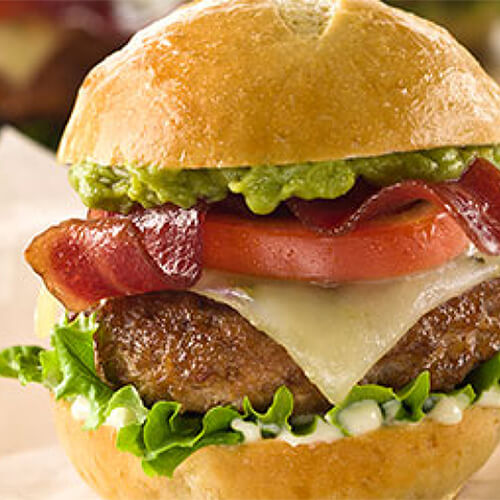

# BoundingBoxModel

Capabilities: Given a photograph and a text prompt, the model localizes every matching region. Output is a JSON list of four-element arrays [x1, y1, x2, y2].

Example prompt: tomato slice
[[202, 203, 469, 282]]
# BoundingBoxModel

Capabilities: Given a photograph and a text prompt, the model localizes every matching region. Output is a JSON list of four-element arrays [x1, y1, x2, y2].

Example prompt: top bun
[[58, 0, 500, 170]]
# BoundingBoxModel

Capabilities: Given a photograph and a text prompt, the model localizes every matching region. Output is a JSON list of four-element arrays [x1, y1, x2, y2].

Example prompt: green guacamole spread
[[69, 145, 500, 215]]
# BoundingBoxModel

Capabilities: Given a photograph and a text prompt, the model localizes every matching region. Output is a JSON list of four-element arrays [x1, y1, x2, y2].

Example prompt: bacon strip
[[26, 158, 500, 311], [25, 204, 205, 312], [288, 158, 500, 255]]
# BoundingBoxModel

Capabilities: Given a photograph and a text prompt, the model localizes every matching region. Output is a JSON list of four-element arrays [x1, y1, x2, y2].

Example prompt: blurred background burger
[[0, 0, 182, 149]]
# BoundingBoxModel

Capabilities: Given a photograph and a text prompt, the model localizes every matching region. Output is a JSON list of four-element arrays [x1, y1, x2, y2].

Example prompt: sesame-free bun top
[[58, 0, 500, 170]]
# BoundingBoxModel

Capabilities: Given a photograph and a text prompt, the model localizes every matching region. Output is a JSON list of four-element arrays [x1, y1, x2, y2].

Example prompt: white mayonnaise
[[231, 419, 261, 443], [277, 419, 343, 447], [428, 394, 470, 425], [105, 408, 136, 429], [71, 397, 135, 430], [476, 386, 500, 408], [260, 422, 281, 435], [71, 396, 91, 421], [337, 400, 383, 436], [70, 388, 492, 447]]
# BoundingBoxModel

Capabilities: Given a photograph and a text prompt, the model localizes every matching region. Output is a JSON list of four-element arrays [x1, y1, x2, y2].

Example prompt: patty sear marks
[[94, 279, 500, 414]]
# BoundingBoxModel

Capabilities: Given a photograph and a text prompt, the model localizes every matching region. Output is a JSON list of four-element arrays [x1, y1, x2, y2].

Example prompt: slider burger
[[0, 0, 124, 148], [3, 0, 500, 498]]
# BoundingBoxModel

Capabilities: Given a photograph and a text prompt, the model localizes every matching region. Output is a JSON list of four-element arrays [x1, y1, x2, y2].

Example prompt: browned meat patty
[[94, 292, 330, 414], [362, 278, 500, 391], [94, 279, 500, 414]]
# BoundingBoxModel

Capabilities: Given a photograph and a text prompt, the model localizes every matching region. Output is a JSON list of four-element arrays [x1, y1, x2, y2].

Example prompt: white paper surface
[[0, 128, 498, 499], [0, 129, 81, 457], [0, 446, 98, 500]]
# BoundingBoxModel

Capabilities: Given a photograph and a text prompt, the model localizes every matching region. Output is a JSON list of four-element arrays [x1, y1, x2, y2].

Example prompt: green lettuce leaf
[[50, 315, 113, 429], [243, 386, 294, 431], [116, 424, 145, 457], [326, 371, 431, 431], [396, 371, 431, 421], [39, 350, 62, 390], [466, 352, 500, 394], [140, 404, 243, 477], [2, 314, 500, 478], [0, 345, 44, 384], [104, 385, 149, 424]]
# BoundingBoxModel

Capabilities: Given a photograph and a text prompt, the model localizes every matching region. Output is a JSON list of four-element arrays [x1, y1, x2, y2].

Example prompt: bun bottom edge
[[53, 400, 500, 500]]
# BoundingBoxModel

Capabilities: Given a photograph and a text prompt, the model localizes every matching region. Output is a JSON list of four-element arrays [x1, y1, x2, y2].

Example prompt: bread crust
[[54, 400, 500, 500], [58, 0, 500, 170]]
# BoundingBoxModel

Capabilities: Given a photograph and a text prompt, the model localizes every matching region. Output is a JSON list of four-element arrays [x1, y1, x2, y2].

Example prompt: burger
[[2, 0, 500, 498], [0, 0, 125, 149]]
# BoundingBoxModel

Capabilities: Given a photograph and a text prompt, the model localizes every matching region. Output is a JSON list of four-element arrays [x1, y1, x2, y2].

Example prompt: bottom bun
[[53, 400, 500, 500]]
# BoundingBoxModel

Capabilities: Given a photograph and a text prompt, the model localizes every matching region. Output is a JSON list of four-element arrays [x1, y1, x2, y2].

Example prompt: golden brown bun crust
[[54, 400, 500, 500], [58, 0, 500, 170]]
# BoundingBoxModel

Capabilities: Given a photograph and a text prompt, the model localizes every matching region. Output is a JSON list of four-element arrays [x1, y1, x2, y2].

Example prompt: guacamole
[[69, 145, 500, 214]]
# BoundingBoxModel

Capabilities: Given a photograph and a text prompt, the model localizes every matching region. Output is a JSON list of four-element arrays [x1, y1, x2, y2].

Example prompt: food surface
[[57, 0, 500, 169], [363, 278, 500, 391], [94, 279, 500, 412], [53, 399, 500, 500], [69, 146, 500, 214], [25, 157, 500, 311], [3, 0, 500, 498], [94, 291, 329, 414]]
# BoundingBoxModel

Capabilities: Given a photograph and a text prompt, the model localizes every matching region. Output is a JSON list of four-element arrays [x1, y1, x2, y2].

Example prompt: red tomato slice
[[202, 203, 469, 282]]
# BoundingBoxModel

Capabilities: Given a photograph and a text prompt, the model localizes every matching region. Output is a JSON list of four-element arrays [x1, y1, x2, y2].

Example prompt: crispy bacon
[[288, 158, 500, 255], [25, 204, 205, 312], [26, 158, 500, 311]]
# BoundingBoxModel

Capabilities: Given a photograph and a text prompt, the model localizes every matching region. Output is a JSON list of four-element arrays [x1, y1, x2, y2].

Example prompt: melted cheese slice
[[35, 285, 63, 339], [194, 254, 500, 404]]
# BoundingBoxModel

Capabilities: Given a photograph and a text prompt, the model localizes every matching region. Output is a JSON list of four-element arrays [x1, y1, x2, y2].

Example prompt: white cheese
[[337, 400, 383, 436], [194, 254, 500, 403], [476, 386, 500, 408]]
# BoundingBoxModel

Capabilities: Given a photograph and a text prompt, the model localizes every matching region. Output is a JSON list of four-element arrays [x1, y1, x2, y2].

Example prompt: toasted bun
[[54, 400, 500, 500], [58, 0, 500, 170]]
